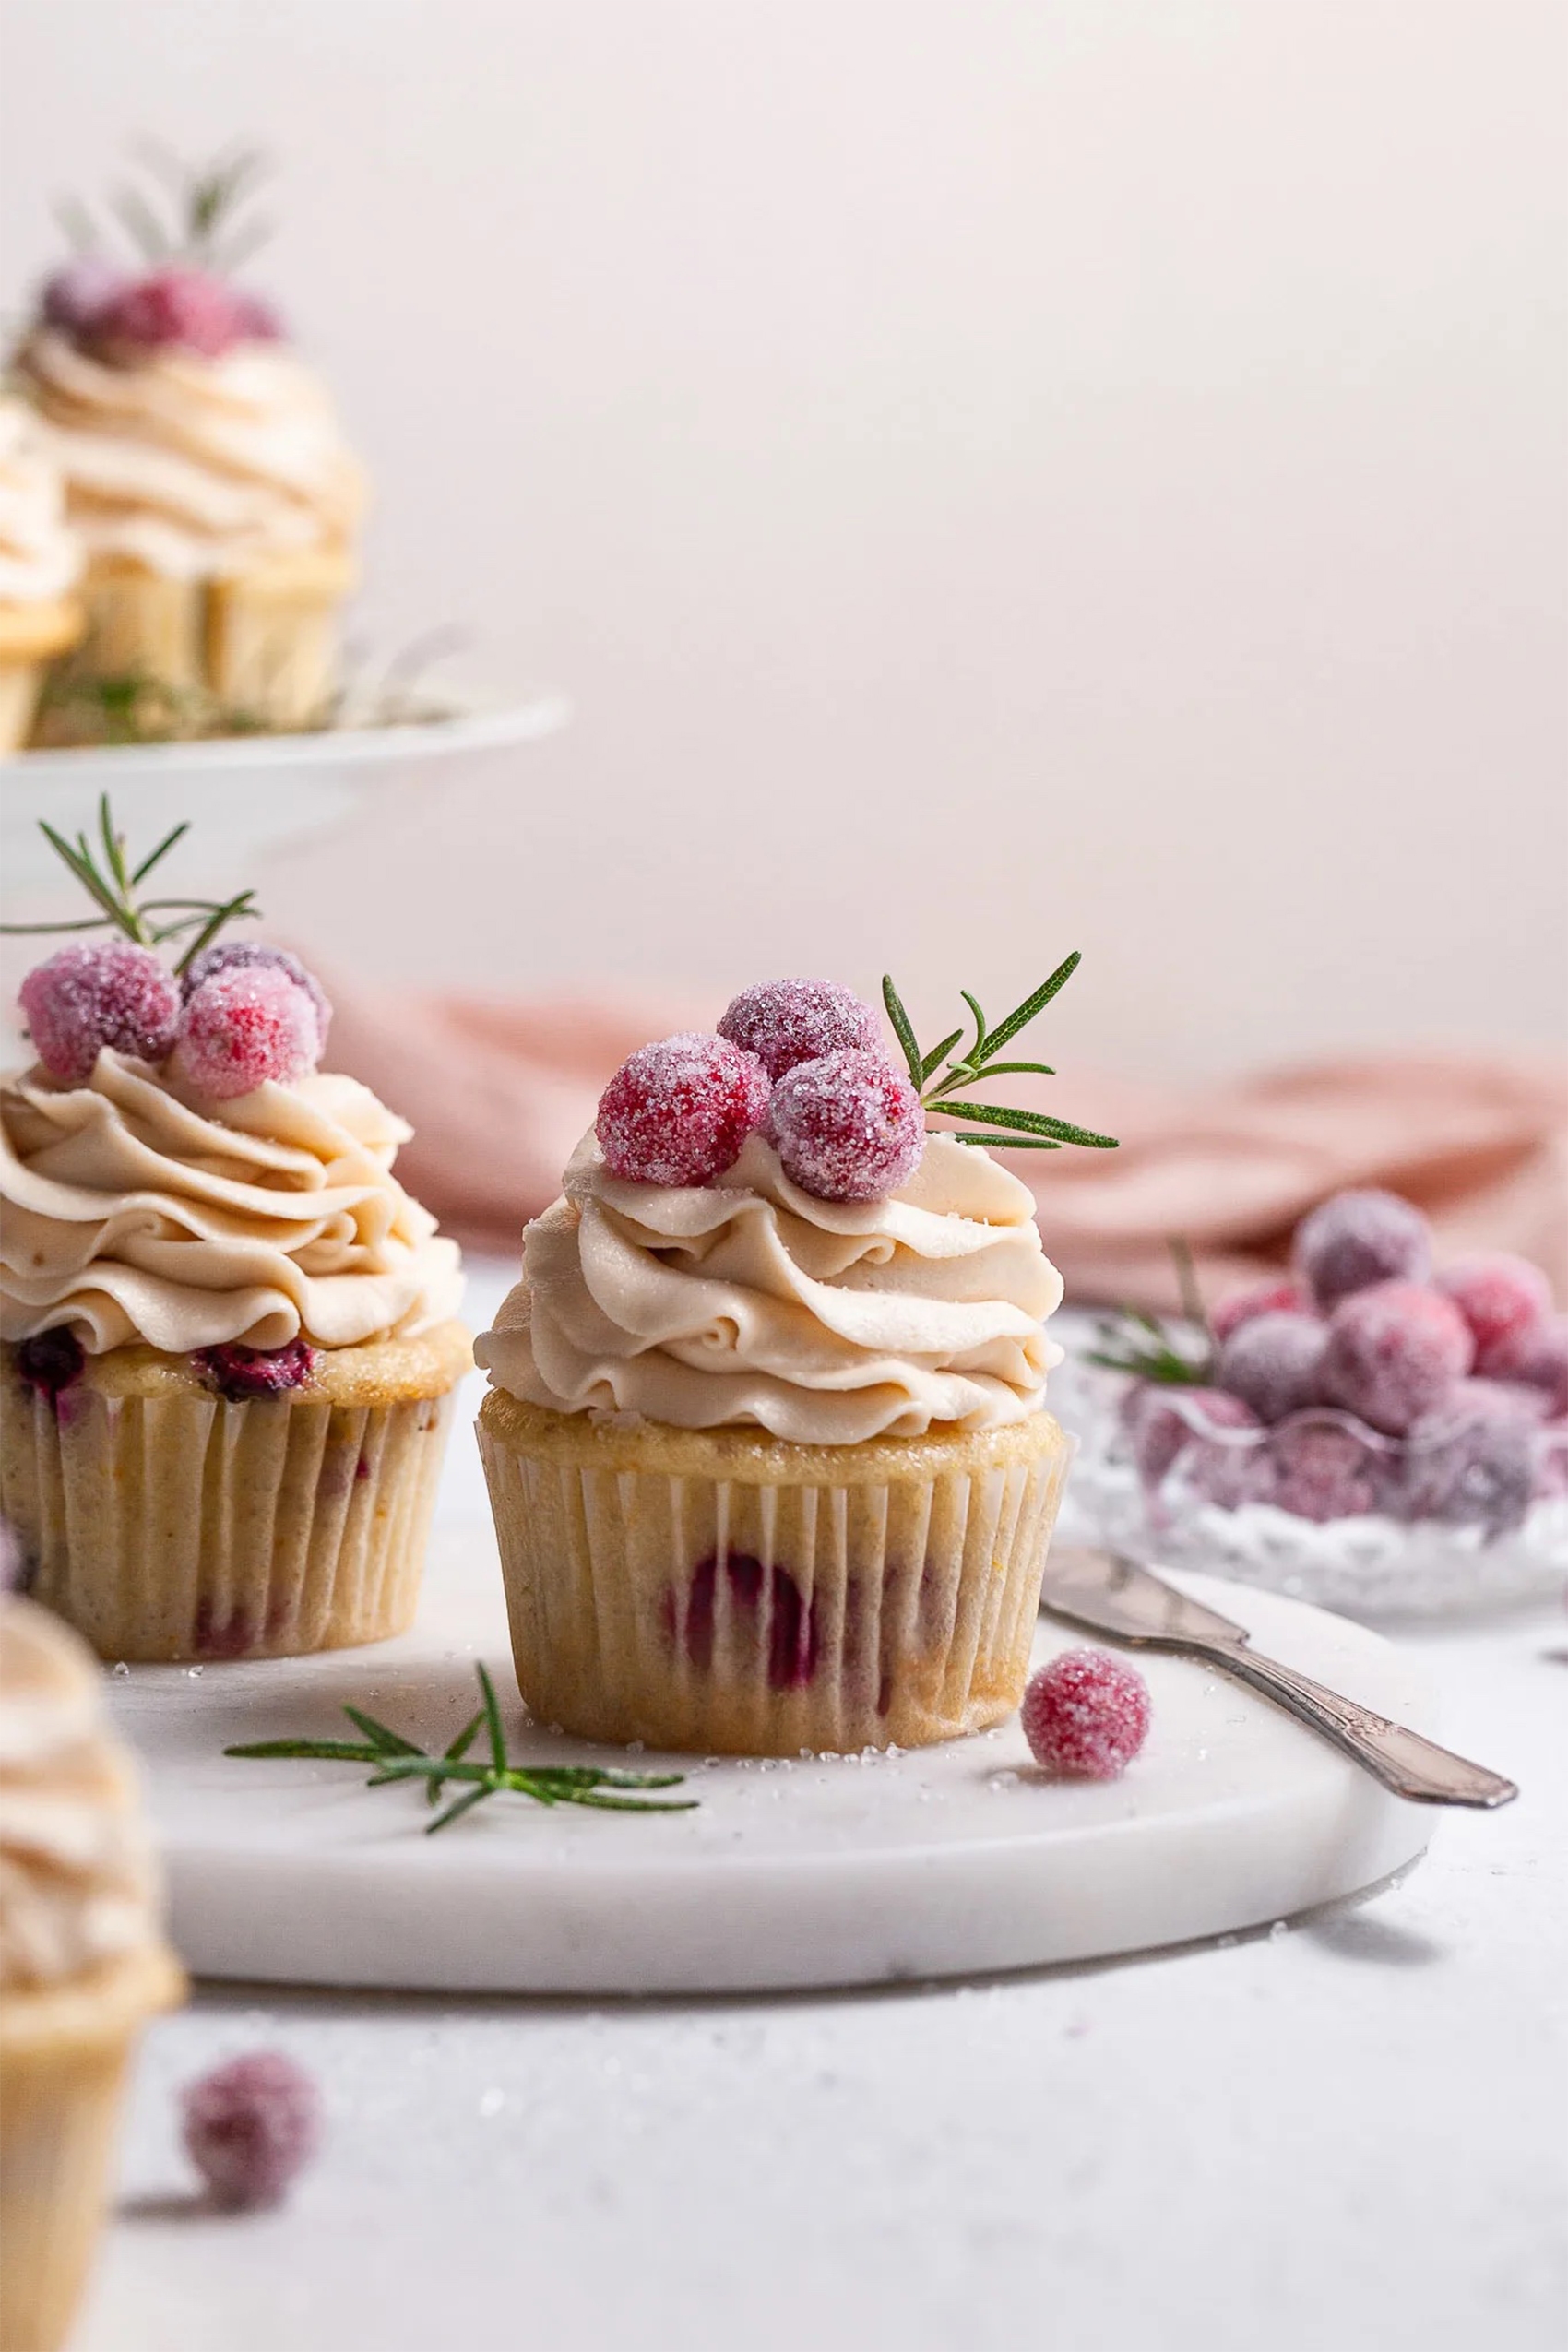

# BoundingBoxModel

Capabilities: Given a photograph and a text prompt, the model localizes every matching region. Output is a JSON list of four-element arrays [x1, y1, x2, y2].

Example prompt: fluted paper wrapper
[[3, 1379, 456, 1663], [478, 1391, 1074, 1755], [0, 1945, 184, 2352]]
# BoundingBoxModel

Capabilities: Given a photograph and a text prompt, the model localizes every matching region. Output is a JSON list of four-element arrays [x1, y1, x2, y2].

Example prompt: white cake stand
[[106, 1529, 1436, 1995]]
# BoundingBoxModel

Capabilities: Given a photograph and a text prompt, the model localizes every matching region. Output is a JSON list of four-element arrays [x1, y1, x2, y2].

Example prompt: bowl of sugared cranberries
[[1053, 1188, 1568, 1620]]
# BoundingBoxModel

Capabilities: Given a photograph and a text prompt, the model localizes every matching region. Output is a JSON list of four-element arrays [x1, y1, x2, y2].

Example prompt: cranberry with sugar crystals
[[1295, 1189, 1432, 1310], [1319, 1280, 1472, 1435], [19, 943, 180, 1086], [1400, 1381, 1538, 1534], [1216, 1311, 1327, 1424], [1479, 1315, 1568, 1419], [181, 2049, 321, 2210], [102, 267, 254, 359], [195, 1340, 317, 1402], [1436, 1253, 1552, 1367], [181, 941, 331, 1053], [597, 1032, 771, 1186], [1022, 1649, 1151, 1780], [717, 978, 882, 1081], [1210, 1278, 1311, 1343], [41, 255, 132, 339], [175, 965, 319, 1099], [1125, 1384, 1257, 1487], [1265, 1419, 1380, 1522], [769, 1049, 924, 1202]]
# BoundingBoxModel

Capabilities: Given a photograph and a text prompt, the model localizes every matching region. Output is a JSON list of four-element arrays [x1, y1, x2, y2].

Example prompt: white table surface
[[77, 1267, 1568, 2352]]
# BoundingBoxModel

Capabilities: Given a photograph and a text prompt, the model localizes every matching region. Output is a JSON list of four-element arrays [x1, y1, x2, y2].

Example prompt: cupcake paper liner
[[478, 1391, 1074, 1755], [0, 1943, 184, 2352], [3, 1376, 457, 1663]]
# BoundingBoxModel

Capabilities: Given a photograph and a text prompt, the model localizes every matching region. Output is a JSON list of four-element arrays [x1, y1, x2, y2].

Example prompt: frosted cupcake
[[0, 810, 466, 1661], [477, 971, 1114, 1754], [12, 152, 364, 738], [0, 397, 83, 754], [0, 1590, 184, 2352]]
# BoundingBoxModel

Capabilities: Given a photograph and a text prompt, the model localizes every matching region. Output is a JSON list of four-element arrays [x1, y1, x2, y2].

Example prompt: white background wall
[[5, 1, 1565, 1077]]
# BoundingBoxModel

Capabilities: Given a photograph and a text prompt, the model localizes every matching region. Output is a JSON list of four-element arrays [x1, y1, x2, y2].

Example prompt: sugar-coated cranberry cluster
[[41, 255, 282, 361], [595, 978, 926, 1204], [1125, 1189, 1566, 1529], [18, 939, 330, 1100]]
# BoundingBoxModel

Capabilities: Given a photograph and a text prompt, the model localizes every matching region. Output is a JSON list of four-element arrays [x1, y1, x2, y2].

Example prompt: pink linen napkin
[[319, 966, 1568, 1311]]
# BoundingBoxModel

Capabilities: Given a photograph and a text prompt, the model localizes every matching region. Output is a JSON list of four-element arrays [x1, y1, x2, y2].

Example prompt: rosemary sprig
[[0, 793, 260, 974], [882, 959, 1119, 1156], [58, 141, 275, 274], [1084, 1237, 1217, 1385], [225, 1664, 697, 1832]]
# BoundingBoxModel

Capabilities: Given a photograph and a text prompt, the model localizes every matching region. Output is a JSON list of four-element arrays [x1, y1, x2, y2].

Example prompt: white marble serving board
[[106, 1527, 1435, 1994]]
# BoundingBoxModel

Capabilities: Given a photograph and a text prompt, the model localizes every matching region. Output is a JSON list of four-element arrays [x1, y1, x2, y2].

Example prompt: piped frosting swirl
[[1, 1051, 461, 1354], [476, 1131, 1063, 1443], [0, 394, 83, 606]]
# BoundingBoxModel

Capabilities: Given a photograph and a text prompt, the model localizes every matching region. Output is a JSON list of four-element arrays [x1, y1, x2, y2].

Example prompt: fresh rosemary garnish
[[0, 793, 259, 973], [882, 957, 1119, 1155], [225, 1663, 697, 1832], [57, 141, 275, 275], [1085, 1237, 1217, 1385]]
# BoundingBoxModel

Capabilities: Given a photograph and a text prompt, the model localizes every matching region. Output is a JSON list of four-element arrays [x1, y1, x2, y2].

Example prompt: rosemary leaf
[[918, 1027, 964, 1085], [130, 821, 190, 885], [426, 1786, 491, 1835], [935, 1099, 1119, 1148], [949, 1133, 1061, 1149], [977, 953, 1081, 1060], [880, 975, 924, 1089]]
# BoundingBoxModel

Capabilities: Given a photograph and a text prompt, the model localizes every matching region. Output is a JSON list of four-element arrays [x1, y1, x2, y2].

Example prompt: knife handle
[[1199, 1643, 1517, 1809]]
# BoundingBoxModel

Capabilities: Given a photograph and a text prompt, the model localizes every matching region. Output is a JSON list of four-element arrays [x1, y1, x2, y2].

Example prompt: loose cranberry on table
[[182, 941, 331, 1053], [597, 1032, 772, 1186], [181, 2050, 321, 2210], [1295, 1189, 1432, 1309], [717, 978, 882, 1081], [1215, 1311, 1327, 1424], [1022, 1649, 1151, 1781], [768, 1049, 924, 1202], [174, 965, 320, 1099], [1318, 1280, 1473, 1435], [1210, 1278, 1311, 1343], [19, 942, 181, 1085]]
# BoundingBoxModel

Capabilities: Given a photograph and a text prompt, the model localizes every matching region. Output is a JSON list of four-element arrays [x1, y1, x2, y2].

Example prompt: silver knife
[[1040, 1548, 1517, 1809]]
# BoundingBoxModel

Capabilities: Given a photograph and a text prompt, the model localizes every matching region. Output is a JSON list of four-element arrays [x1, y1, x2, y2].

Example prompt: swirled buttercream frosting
[[0, 1597, 160, 1990], [1, 1051, 461, 1354], [0, 394, 82, 605], [476, 1131, 1063, 1443], [14, 328, 363, 580]]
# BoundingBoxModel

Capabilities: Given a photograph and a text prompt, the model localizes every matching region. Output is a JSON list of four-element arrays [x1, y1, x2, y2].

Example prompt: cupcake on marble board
[[0, 397, 84, 754], [0, 805, 468, 1662], [475, 968, 1115, 1755], [0, 1582, 185, 2352], [11, 148, 364, 742]]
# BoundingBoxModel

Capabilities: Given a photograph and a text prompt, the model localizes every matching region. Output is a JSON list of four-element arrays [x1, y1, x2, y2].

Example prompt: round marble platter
[[106, 1528, 1435, 1995]]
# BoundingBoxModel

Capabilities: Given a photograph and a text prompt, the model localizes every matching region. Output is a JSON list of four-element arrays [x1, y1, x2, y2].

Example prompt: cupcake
[[0, 810, 467, 1661], [0, 397, 83, 754], [12, 153, 364, 740], [0, 1589, 185, 2352], [476, 974, 1115, 1755]]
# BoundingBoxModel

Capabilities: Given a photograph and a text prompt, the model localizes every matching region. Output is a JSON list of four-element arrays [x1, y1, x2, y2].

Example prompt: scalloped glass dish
[[1050, 1351, 1568, 1621]]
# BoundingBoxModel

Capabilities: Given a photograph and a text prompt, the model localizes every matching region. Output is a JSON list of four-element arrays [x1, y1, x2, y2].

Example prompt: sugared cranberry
[[1436, 1253, 1552, 1366], [232, 289, 285, 342], [174, 966, 319, 1099], [16, 1327, 86, 1402], [1216, 1311, 1327, 1424], [195, 1340, 316, 1402], [101, 267, 254, 360], [717, 979, 882, 1082], [1265, 1419, 1380, 1522], [596, 1033, 771, 1187], [1480, 1315, 1568, 1419], [1400, 1381, 1538, 1534], [19, 943, 181, 1086], [181, 941, 331, 1053], [1210, 1278, 1311, 1343], [181, 2050, 321, 2210], [1125, 1384, 1257, 1486], [41, 255, 132, 339], [1295, 1189, 1432, 1309], [1319, 1280, 1472, 1434], [1022, 1649, 1151, 1780], [769, 1049, 924, 1203]]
